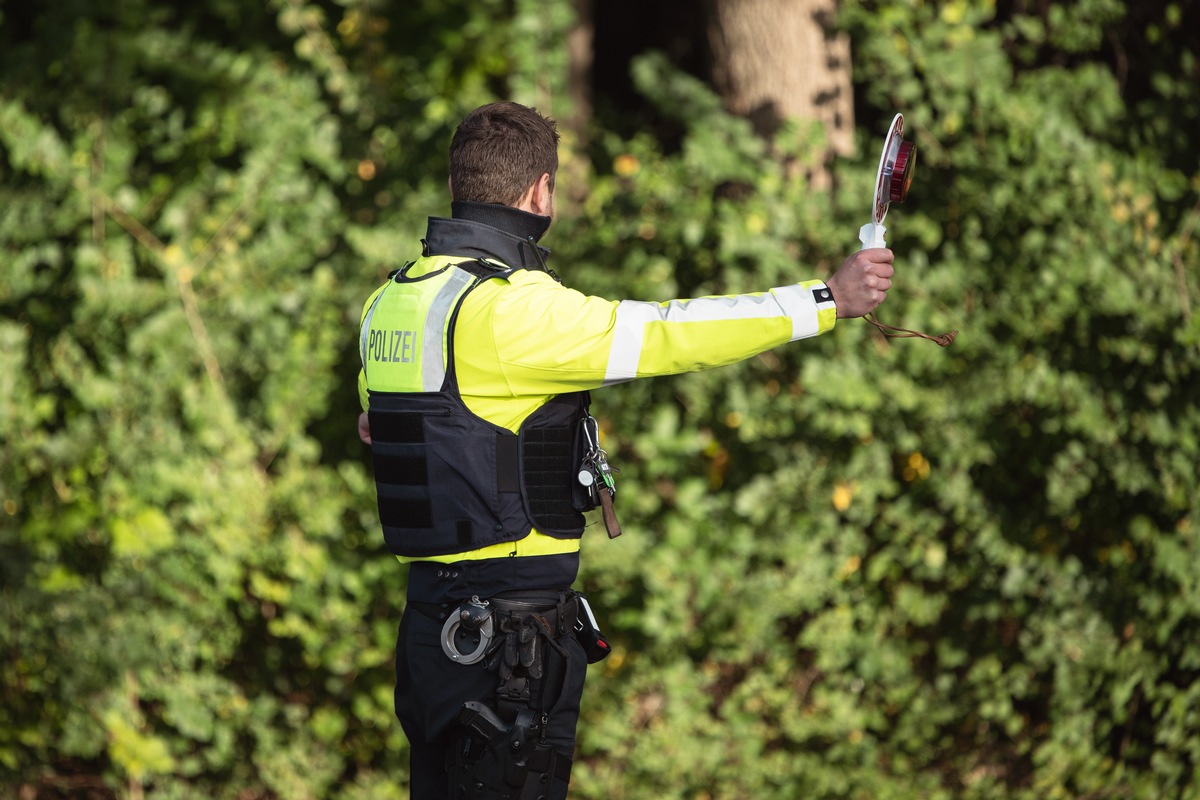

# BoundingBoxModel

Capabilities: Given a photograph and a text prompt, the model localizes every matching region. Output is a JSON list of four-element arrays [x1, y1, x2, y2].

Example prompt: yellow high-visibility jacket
[[358, 205, 837, 566]]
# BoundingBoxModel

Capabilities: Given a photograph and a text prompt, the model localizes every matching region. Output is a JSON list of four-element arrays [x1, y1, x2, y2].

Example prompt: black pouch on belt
[[573, 594, 612, 664]]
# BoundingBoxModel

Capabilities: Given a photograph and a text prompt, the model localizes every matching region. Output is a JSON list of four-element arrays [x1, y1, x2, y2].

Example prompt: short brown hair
[[448, 101, 560, 206]]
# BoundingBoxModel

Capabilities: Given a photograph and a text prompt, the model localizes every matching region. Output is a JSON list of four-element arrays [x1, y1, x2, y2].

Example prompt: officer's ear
[[528, 172, 553, 217], [513, 173, 553, 217]]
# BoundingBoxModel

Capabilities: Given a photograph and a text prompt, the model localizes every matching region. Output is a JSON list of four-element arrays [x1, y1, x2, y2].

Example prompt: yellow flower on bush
[[614, 153, 640, 177]]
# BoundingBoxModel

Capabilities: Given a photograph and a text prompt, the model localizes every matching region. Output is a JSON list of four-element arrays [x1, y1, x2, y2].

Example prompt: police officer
[[356, 101, 894, 799]]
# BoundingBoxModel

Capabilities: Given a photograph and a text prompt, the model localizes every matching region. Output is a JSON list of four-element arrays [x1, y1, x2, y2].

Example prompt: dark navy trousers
[[394, 605, 588, 799]]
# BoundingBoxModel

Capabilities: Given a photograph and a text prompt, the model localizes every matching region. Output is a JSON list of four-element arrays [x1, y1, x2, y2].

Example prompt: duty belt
[[407, 590, 579, 665]]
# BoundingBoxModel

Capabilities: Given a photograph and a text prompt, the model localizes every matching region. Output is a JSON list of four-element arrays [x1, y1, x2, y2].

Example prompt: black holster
[[448, 704, 566, 799]]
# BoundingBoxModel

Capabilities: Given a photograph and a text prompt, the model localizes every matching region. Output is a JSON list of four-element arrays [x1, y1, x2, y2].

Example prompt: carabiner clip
[[582, 415, 600, 456]]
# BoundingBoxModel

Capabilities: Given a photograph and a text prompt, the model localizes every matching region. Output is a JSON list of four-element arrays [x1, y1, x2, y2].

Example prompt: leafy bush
[[2, 1, 1197, 798]]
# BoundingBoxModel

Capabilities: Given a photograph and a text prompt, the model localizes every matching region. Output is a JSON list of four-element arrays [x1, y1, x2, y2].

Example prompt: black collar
[[421, 202, 552, 270]]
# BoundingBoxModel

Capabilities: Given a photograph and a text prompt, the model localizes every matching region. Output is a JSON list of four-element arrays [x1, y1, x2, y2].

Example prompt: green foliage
[[559, 3, 1200, 798], [1, 1, 408, 796], [2, 0, 1199, 798]]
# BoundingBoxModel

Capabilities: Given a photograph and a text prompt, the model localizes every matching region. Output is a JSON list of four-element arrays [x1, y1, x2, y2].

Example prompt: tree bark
[[566, 0, 594, 137], [707, 0, 854, 164]]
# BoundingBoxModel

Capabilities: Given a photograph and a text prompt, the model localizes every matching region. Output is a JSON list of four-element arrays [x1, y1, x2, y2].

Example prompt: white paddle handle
[[859, 222, 887, 250]]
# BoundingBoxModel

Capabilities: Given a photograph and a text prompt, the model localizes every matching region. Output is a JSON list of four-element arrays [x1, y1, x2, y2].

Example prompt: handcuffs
[[441, 595, 495, 665]]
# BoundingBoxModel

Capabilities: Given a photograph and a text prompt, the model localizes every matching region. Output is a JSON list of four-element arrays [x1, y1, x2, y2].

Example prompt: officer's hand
[[826, 248, 895, 319], [358, 411, 372, 445]]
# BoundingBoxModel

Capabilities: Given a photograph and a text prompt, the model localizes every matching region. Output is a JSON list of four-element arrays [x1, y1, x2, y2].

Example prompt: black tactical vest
[[365, 262, 594, 558]]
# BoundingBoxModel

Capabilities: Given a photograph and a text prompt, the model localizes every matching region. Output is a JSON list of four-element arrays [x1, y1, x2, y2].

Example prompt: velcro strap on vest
[[496, 434, 520, 493], [521, 426, 578, 531]]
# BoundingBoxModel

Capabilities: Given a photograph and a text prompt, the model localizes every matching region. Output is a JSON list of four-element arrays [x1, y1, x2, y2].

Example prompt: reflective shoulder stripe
[[358, 283, 391, 381], [421, 268, 478, 391], [358, 264, 482, 393]]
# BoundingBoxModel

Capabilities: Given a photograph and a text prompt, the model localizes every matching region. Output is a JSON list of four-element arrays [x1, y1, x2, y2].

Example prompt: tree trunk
[[707, 0, 853, 175], [562, 0, 594, 208]]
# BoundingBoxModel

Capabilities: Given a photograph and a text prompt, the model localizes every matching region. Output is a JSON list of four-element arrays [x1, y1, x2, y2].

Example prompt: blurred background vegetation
[[2, 0, 1198, 797]]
